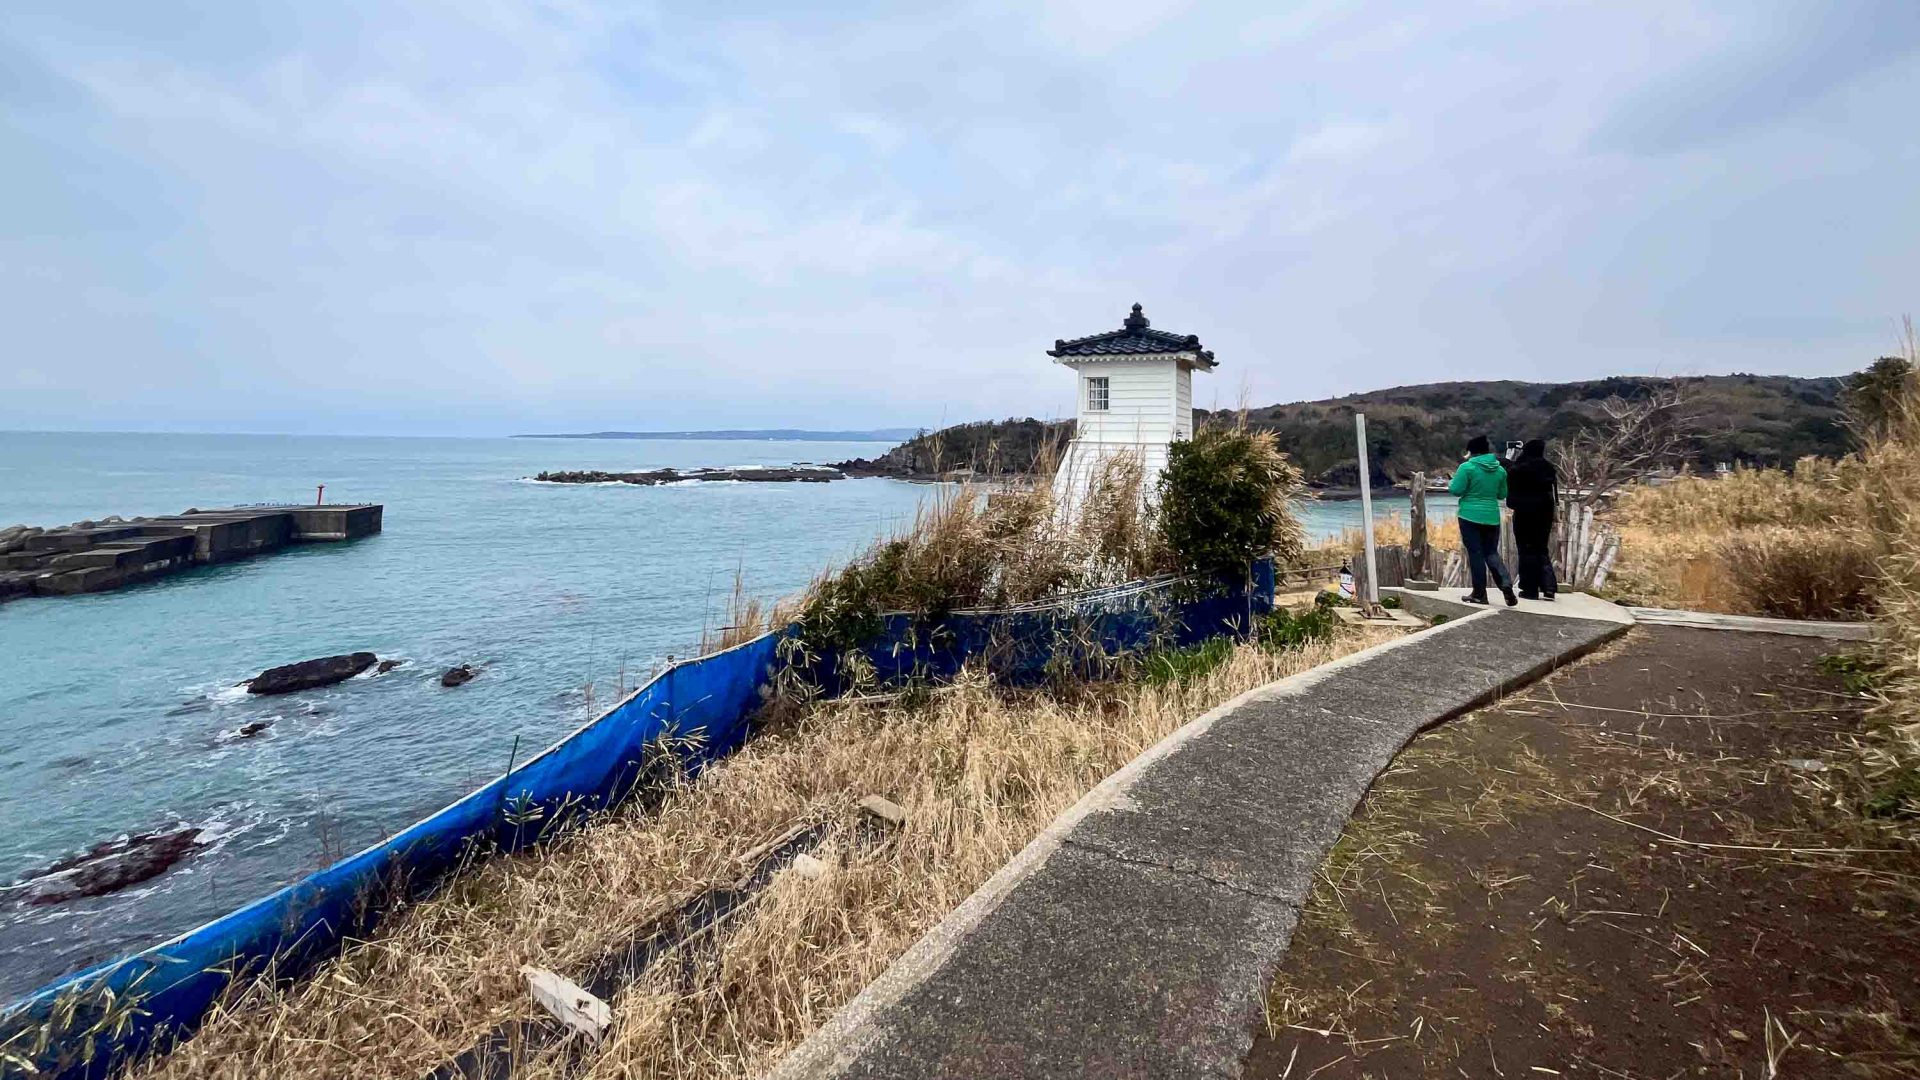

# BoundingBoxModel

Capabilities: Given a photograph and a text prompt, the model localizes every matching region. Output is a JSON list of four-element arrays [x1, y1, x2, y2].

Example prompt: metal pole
[[1355, 413, 1379, 608]]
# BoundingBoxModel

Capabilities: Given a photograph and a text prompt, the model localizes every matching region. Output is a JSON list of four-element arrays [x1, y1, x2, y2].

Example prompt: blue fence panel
[[2, 565, 1272, 1078]]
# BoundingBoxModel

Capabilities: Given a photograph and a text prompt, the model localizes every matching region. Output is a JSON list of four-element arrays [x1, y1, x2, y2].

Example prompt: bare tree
[[1551, 384, 1698, 507]]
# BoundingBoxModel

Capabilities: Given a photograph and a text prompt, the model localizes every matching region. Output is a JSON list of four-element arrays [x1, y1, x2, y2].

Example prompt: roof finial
[[1123, 302, 1148, 331]]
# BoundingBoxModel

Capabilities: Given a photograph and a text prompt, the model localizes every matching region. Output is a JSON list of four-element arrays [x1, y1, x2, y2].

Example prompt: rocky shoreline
[[529, 466, 844, 485], [525, 466, 1435, 495], [2, 827, 207, 907]]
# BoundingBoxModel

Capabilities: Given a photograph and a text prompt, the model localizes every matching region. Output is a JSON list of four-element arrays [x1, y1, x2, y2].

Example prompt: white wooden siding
[[1174, 368, 1193, 439], [1053, 354, 1208, 514], [1074, 361, 1178, 446]]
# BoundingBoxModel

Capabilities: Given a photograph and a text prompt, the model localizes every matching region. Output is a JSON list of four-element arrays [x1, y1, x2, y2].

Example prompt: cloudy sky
[[3, 1, 1917, 436]]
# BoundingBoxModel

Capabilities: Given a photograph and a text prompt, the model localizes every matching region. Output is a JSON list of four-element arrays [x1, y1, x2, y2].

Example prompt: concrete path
[[772, 608, 1627, 1080]]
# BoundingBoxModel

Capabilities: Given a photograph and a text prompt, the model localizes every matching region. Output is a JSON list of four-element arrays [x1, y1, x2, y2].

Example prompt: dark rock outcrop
[[376, 658, 404, 674], [440, 663, 478, 688], [235, 720, 272, 738], [247, 652, 378, 695], [3, 827, 206, 906]]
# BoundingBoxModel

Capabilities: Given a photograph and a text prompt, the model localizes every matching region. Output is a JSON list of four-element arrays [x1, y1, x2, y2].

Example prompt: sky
[[3, 1, 1918, 437]]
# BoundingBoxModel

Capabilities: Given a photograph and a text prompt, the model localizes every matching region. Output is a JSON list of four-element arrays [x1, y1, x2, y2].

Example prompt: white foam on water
[[209, 683, 252, 705]]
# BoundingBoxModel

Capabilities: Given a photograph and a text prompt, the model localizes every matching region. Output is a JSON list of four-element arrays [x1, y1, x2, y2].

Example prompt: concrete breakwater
[[531, 466, 843, 485], [0, 504, 382, 602]]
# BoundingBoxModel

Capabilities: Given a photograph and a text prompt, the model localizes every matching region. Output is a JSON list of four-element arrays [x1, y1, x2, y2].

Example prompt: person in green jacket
[[1447, 435, 1518, 606]]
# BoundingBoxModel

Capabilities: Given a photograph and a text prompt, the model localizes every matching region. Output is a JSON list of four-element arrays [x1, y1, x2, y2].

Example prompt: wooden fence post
[[1554, 497, 1570, 580], [1592, 535, 1621, 588], [1498, 509, 1517, 580], [1354, 414, 1379, 608], [1408, 473, 1429, 580], [1377, 544, 1408, 588]]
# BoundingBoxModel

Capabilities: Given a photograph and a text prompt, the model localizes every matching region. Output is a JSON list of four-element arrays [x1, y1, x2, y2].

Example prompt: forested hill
[[1246, 373, 1848, 485], [844, 374, 1850, 484], [832, 418, 1070, 479]]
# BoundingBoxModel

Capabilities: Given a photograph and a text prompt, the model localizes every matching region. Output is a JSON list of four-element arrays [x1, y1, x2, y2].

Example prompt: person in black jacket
[[1505, 439, 1558, 600]]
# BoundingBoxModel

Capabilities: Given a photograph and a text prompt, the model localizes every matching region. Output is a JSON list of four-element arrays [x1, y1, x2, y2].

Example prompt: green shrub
[[1864, 769, 1920, 820], [1260, 596, 1339, 652], [1141, 635, 1237, 687], [1817, 651, 1884, 694], [1158, 426, 1305, 584]]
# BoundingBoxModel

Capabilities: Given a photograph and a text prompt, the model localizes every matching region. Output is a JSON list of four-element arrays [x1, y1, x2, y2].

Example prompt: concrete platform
[[1383, 586, 1635, 625], [772, 609, 1628, 1080], [1333, 605, 1425, 630], [1, 505, 381, 602]]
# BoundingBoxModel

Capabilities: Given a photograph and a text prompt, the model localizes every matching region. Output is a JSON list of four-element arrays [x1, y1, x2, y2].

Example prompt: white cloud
[[1286, 117, 1403, 163], [1, 1, 1915, 434]]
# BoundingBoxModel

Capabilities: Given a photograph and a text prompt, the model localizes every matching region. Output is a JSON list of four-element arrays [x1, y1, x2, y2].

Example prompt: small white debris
[[790, 853, 830, 879], [1784, 758, 1829, 773], [520, 965, 611, 1042], [858, 794, 908, 827]]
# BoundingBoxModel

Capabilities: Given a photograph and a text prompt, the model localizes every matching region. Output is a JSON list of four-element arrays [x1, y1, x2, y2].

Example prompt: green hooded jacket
[[1448, 453, 1509, 526]]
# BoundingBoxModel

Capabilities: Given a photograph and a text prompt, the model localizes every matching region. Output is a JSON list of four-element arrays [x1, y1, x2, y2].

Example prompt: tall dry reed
[[794, 449, 1168, 644], [1855, 323, 1920, 827], [1606, 459, 1874, 616]]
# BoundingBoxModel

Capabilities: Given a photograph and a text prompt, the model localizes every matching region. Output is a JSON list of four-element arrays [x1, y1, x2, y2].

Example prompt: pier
[[0, 505, 382, 601]]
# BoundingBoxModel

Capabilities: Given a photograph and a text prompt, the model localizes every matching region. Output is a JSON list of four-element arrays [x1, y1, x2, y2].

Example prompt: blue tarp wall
[[1, 561, 1272, 1079]]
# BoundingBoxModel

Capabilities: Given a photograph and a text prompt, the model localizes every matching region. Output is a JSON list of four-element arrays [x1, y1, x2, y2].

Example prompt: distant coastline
[[512, 428, 918, 442]]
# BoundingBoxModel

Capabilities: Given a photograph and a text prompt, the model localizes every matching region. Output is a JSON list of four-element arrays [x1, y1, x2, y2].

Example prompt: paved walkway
[[773, 607, 1627, 1079]]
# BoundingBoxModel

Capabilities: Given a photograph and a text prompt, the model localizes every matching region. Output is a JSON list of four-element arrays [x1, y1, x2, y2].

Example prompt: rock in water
[[247, 652, 378, 695], [376, 658, 404, 674], [440, 663, 477, 688], [3, 827, 206, 906], [235, 720, 272, 738]]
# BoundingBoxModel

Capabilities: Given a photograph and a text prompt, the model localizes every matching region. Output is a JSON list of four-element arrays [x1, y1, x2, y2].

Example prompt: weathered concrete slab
[[1385, 586, 1634, 625], [1626, 606, 1876, 640], [1333, 606, 1424, 629], [820, 845, 1300, 1080], [0, 505, 382, 604], [773, 610, 1628, 1080]]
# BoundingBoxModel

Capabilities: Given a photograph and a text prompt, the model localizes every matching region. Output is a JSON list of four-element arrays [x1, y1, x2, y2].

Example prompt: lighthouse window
[[1087, 377, 1110, 412]]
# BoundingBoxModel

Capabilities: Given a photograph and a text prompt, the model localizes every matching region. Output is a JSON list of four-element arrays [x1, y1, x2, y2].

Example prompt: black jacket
[[1505, 454, 1556, 516]]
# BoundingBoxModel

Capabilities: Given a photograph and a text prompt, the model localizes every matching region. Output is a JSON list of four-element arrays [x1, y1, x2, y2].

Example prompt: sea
[[0, 431, 1447, 999]]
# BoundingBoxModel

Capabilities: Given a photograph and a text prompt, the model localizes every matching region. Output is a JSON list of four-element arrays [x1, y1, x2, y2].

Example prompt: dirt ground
[[1246, 625, 1920, 1079]]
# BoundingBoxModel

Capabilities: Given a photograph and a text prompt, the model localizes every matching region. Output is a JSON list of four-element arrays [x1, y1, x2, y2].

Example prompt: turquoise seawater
[[0, 432, 1439, 998]]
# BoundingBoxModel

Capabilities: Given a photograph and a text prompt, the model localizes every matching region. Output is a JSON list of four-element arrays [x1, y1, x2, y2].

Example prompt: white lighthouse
[[1048, 303, 1216, 510]]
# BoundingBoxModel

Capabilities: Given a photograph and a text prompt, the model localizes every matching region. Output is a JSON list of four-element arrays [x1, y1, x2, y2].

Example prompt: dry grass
[[1301, 509, 1462, 572], [788, 451, 1169, 650], [1856, 325, 1920, 832], [137, 626, 1391, 1080], [1721, 526, 1877, 620], [1612, 458, 1863, 532], [1606, 459, 1875, 616], [701, 571, 794, 655]]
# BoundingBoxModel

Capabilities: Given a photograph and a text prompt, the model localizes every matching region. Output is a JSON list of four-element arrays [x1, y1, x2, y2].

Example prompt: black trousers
[[1458, 519, 1511, 597], [1512, 509, 1557, 597]]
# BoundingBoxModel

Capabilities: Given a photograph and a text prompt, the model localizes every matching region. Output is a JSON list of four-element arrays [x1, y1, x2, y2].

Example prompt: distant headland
[[512, 428, 919, 442]]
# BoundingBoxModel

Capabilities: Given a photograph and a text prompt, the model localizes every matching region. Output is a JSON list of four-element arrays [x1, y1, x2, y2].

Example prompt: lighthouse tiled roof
[[1046, 304, 1217, 368]]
